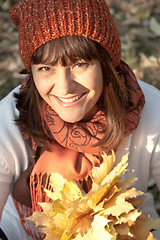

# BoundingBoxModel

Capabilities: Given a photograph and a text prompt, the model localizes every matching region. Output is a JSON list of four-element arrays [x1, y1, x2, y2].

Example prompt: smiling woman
[[15, 35, 129, 151], [0, 0, 160, 239]]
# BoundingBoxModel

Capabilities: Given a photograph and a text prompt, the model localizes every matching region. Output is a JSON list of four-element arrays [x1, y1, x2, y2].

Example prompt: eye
[[72, 61, 90, 70], [76, 62, 89, 68], [38, 66, 53, 72]]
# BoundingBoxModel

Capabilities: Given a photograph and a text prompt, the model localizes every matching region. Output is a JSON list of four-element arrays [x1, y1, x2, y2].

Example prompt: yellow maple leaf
[[102, 198, 134, 219], [92, 151, 115, 184], [27, 211, 52, 227], [115, 222, 133, 237], [91, 214, 112, 240], [61, 181, 83, 202], [44, 172, 66, 201], [68, 214, 93, 237], [117, 209, 142, 226]]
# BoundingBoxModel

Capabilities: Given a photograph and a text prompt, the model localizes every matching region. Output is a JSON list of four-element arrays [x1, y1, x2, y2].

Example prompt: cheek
[[33, 75, 51, 96], [97, 68, 103, 92], [90, 70, 103, 93], [34, 81, 44, 96], [80, 70, 103, 91], [92, 64, 103, 87]]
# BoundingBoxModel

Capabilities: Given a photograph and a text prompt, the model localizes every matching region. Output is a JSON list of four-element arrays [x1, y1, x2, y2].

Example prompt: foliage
[[27, 152, 160, 240]]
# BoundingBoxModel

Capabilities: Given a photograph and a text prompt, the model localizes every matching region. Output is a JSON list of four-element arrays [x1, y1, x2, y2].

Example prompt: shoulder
[[138, 80, 160, 130], [0, 86, 32, 180], [0, 85, 20, 117], [128, 80, 160, 158], [0, 86, 20, 139], [139, 80, 160, 109]]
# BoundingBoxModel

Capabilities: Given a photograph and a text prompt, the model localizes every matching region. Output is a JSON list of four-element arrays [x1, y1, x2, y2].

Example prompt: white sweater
[[0, 80, 160, 239]]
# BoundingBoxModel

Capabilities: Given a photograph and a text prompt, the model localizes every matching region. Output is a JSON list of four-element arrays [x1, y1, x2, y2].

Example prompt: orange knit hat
[[9, 0, 121, 71]]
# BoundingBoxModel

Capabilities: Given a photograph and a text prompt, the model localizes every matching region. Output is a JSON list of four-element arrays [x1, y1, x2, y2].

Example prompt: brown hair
[[15, 36, 128, 152]]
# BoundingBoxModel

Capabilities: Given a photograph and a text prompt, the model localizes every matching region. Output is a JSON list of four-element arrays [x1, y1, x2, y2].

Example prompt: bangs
[[31, 36, 102, 66]]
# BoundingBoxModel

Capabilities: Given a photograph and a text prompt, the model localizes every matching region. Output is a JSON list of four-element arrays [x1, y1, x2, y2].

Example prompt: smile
[[57, 94, 84, 103]]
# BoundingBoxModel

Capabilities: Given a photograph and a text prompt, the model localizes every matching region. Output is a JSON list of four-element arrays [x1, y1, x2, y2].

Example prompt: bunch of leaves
[[27, 152, 160, 240]]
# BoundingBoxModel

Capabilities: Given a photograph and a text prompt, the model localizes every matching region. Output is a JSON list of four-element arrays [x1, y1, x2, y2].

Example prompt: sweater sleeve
[[137, 80, 160, 191], [0, 86, 32, 221], [150, 135, 160, 191], [0, 147, 14, 219], [139, 81, 160, 191]]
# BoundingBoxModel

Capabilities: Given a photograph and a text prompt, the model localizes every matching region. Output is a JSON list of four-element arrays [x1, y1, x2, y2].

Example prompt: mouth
[[53, 93, 87, 107], [57, 94, 85, 103]]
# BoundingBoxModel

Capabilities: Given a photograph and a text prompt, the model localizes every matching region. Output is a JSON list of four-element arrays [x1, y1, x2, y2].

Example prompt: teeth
[[58, 95, 82, 103]]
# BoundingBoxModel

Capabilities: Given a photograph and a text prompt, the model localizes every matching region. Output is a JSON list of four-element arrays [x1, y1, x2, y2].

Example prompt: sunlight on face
[[31, 59, 103, 122]]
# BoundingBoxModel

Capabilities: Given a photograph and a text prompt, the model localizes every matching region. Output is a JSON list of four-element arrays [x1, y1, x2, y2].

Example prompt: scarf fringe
[[13, 197, 45, 240], [30, 173, 51, 212]]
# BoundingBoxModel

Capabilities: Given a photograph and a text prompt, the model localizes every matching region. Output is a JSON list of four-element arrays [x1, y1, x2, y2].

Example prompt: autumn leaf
[[92, 150, 115, 184]]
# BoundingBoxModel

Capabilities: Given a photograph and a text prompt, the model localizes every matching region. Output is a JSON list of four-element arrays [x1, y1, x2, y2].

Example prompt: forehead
[[31, 36, 100, 66]]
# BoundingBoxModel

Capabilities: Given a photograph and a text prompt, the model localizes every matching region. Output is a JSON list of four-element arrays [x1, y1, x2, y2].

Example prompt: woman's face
[[31, 59, 103, 123]]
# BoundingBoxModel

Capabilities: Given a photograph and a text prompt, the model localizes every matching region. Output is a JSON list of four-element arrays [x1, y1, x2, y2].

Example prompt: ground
[[0, 0, 160, 214]]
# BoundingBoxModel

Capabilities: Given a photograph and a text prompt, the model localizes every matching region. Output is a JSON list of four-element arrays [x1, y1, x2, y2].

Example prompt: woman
[[0, 0, 160, 239]]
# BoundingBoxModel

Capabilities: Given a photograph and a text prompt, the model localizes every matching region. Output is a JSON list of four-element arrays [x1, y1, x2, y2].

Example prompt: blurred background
[[0, 0, 160, 213]]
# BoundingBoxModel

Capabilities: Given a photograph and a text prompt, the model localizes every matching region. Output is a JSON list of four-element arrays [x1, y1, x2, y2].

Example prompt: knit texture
[[9, 0, 121, 70]]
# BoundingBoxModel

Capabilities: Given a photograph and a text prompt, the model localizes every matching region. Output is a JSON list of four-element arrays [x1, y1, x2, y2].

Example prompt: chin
[[60, 115, 83, 123]]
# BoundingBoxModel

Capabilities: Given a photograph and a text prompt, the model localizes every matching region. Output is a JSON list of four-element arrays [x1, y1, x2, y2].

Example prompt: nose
[[55, 67, 76, 96]]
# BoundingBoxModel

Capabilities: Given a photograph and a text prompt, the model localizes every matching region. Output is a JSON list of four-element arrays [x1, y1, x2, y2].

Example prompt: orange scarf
[[12, 60, 145, 239]]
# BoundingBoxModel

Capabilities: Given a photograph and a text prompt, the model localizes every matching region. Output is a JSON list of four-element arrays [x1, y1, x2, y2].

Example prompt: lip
[[52, 93, 88, 107]]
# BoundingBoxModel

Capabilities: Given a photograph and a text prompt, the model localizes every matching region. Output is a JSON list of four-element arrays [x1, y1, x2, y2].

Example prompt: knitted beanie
[[9, 0, 121, 71]]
